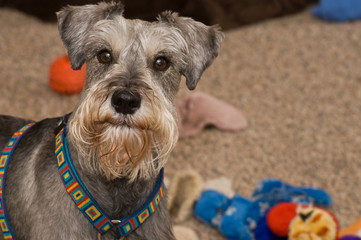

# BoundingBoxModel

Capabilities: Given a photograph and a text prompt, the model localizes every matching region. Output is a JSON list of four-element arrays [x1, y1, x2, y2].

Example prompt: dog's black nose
[[111, 90, 141, 115]]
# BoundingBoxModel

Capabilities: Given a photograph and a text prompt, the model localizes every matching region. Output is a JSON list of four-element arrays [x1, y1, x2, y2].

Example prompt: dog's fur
[[0, 2, 223, 239]]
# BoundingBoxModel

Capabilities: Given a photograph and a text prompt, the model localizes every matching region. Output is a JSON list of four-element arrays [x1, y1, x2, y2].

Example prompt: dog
[[0, 2, 223, 239]]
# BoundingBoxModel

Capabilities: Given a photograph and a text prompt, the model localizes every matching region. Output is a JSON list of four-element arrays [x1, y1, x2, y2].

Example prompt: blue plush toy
[[253, 215, 286, 240], [194, 178, 332, 240], [195, 191, 253, 240], [312, 0, 361, 22]]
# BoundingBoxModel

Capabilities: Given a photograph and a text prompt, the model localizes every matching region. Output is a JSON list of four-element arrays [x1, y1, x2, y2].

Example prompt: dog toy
[[167, 173, 234, 240], [175, 92, 248, 138], [254, 202, 339, 240], [312, 0, 361, 22], [173, 225, 199, 240], [266, 202, 298, 237], [194, 179, 332, 240], [253, 178, 332, 207], [340, 236, 361, 240], [167, 170, 203, 223], [254, 215, 286, 240], [195, 190, 253, 240], [339, 217, 361, 238], [288, 204, 339, 240], [202, 176, 235, 198], [49, 54, 85, 94]]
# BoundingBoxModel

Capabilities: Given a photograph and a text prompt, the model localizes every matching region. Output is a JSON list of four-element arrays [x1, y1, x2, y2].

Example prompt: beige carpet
[[1, 6, 361, 239]]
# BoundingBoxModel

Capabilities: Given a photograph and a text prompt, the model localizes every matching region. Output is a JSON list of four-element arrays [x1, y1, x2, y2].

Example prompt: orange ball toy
[[49, 55, 86, 94], [267, 202, 298, 237]]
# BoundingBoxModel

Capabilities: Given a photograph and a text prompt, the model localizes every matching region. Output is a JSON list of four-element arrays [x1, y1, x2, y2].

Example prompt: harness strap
[[0, 123, 35, 240]]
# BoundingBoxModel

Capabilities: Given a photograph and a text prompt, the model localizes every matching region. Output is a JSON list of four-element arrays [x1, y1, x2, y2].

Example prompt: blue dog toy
[[194, 178, 332, 240], [312, 0, 361, 22]]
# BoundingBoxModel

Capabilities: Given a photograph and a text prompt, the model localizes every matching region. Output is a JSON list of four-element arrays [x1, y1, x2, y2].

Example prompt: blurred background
[[0, 0, 316, 29]]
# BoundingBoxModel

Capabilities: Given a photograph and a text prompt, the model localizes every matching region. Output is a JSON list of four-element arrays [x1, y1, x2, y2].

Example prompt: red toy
[[49, 54, 86, 94], [267, 202, 298, 237], [266, 202, 339, 240]]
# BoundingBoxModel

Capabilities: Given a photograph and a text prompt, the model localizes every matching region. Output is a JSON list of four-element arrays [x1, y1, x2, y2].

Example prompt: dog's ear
[[158, 11, 224, 90], [57, 2, 124, 70]]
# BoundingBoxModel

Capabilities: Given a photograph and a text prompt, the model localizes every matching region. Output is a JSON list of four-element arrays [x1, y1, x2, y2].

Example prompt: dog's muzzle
[[111, 90, 142, 115]]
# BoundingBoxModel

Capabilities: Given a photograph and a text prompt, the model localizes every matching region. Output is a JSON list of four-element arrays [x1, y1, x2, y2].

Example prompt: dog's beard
[[68, 80, 178, 181]]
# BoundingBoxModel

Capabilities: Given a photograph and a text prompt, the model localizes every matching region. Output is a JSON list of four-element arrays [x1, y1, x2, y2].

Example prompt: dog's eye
[[153, 57, 169, 71], [97, 50, 112, 64]]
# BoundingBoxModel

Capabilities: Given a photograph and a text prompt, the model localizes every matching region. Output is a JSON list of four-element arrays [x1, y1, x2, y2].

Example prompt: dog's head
[[57, 2, 224, 181]]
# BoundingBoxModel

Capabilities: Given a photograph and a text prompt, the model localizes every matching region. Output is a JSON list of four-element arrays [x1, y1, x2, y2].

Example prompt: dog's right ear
[[57, 2, 124, 70]]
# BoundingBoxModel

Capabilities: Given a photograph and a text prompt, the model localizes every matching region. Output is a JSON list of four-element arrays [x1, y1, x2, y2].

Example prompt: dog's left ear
[[158, 12, 224, 90], [57, 2, 124, 70]]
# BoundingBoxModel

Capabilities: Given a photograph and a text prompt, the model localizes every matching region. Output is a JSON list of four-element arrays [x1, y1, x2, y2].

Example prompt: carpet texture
[[1, 7, 361, 239]]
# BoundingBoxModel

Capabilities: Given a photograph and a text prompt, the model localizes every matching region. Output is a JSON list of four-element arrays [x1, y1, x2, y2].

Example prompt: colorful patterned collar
[[54, 116, 165, 239], [0, 123, 35, 240]]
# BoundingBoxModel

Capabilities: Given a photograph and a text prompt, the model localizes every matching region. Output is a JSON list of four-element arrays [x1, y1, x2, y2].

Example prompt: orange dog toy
[[49, 55, 86, 94], [339, 218, 361, 237]]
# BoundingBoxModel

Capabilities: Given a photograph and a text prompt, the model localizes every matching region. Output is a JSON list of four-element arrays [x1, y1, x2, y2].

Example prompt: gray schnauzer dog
[[0, 2, 223, 239]]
